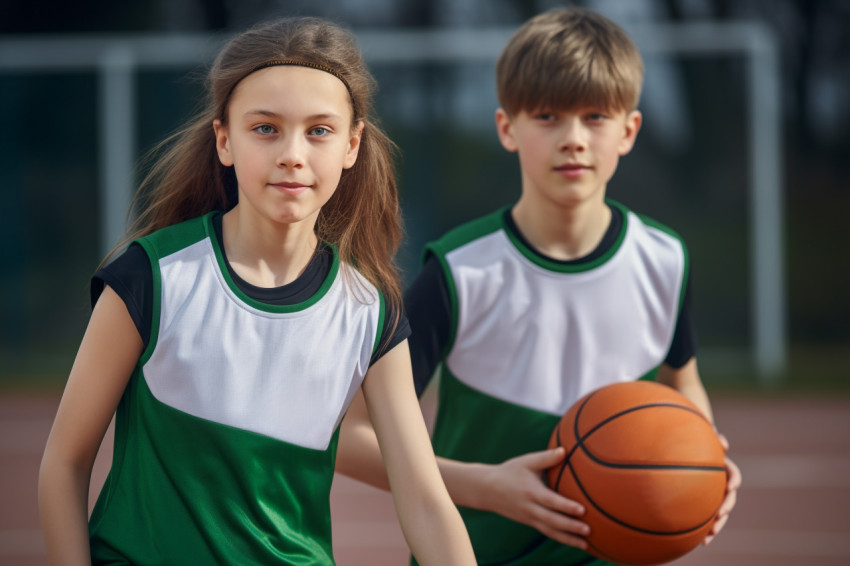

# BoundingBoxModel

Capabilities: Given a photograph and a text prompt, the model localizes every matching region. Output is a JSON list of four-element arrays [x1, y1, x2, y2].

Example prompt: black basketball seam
[[552, 389, 598, 493], [584, 539, 620, 564], [552, 426, 567, 492], [561, 390, 723, 536], [574, 401, 725, 471], [567, 460, 718, 536]]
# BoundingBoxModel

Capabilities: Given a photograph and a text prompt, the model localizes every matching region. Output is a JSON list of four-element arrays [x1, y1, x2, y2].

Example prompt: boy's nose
[[558, 121, 587, 152]]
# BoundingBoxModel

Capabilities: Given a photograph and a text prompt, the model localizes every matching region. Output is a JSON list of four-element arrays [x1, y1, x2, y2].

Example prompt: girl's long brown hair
[[110, 17, 403, 310]]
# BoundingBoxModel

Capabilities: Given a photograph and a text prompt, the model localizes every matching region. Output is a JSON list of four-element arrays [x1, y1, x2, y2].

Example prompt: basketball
[[546, 380, 727, 565]]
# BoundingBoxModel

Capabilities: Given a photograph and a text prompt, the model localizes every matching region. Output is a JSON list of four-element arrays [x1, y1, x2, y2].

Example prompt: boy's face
[[495, 106, 641, 210]]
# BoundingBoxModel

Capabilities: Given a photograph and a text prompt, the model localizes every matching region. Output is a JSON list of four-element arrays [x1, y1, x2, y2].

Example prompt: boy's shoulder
[[425, 206, 509, 259], [613, 200, 685, 244], [423, 201, 688, 268], [610, 201, 690, 282]]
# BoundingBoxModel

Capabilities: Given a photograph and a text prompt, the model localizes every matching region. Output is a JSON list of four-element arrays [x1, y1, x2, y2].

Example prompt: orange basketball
[[546, 381, 727, 565]]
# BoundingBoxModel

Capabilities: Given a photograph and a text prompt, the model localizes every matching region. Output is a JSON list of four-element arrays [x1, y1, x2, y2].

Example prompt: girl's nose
[[276, 137, 305, 168]]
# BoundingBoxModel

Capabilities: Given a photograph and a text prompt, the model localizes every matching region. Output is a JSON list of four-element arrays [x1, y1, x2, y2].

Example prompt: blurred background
[[1, 0, 848, 392], [2, 1, 849, 565], [1, 0, 848, 393]]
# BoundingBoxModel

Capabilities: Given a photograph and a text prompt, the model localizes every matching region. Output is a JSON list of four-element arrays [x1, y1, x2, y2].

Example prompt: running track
[[2, 390, 849, 565]]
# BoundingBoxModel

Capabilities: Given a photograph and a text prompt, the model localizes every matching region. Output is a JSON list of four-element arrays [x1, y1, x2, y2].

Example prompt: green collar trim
[[502, 199, 629, 274], [203, 212, 339, 313]]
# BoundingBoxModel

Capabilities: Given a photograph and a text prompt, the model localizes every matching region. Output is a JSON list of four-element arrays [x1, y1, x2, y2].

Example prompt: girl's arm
[[657, 357, 741, 544], [38, 286, 143, 565], [359, 340, 476, 565]]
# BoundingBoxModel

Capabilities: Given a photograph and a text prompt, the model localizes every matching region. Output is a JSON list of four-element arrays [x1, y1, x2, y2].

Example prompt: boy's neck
[[511, 196, 612, 262]]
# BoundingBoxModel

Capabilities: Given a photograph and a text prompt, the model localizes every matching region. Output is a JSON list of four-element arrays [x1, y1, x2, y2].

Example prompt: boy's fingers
[[521, 446, 566, 471], [726, 456, 742, 489], [538, 488, 585, 517], [533, 505, 590, 536], [540, 527, 589, 551], [704, 512, 730, 545], [534, 507, 589, 551], [534, 501, 591, 549], [717, 488, 737, 517]]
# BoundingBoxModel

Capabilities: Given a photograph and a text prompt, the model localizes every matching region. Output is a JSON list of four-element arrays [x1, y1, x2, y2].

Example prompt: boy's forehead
[[523, 100, 628, 115], [504, 71, 639, 118]]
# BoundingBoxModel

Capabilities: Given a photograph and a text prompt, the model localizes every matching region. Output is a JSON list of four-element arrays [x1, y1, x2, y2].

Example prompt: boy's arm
[[336, 257, 448, 490], [656, 357, 741, 544], [338, 254, 589, 549], [656, 357, 713, 422], [338, 390, 590, 549], [358, 341, 476, 565], [403, 256, 452, 395]]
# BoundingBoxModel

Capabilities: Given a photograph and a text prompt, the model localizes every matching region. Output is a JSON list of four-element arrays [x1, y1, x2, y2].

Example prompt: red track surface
[[3, 391, 849, 566]]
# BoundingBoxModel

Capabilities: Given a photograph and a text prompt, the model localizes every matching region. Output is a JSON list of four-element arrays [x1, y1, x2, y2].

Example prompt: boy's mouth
[[554, 163, 591, 178], [555, 162, 590, 170]]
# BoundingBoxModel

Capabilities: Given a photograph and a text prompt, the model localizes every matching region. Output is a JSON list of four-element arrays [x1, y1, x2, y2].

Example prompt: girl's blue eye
[[256, 125, 275, 135], [310, 126, 329, 136]]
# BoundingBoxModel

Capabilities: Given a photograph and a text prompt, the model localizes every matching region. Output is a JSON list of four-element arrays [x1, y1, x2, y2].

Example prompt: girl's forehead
[[228, 65, 353, 119]]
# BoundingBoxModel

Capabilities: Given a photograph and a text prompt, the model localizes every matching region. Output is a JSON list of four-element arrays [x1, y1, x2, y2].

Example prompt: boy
[[338, 7, 740, 565]]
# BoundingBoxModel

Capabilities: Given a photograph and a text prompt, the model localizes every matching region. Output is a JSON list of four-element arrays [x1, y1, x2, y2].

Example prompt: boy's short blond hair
[[496, 7, 644, 116]]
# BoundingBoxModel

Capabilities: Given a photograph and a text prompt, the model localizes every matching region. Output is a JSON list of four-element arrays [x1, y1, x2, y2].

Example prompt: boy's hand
[[480, 447, 590, 549], [703, 434, 741, 545]]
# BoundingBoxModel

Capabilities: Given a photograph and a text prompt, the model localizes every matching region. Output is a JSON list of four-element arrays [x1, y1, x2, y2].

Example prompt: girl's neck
[[221, 206, 319, 288], [511, 196, 611, 261]]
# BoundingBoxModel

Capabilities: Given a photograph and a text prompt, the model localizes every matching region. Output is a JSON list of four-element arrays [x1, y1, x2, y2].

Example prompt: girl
[[38, 17, 476, 566]]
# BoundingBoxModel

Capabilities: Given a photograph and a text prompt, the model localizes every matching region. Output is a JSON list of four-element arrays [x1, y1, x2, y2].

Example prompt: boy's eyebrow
[[243, 109, 344, 121]]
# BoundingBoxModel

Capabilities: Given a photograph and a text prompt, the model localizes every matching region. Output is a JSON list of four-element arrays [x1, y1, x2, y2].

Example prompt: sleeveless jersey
[[426, 200, 688, 565], [89, 212, 385, 565]]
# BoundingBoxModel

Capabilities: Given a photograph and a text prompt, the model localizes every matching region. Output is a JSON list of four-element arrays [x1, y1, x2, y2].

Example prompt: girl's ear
[[495, 108, 519, 153], [343, 120, 365, 170], [617, 110, 642, 156], [213, 119, 234, 166]]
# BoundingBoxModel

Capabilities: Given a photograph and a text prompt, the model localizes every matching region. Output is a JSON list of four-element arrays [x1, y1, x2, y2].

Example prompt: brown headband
[[246, 58, 358, 118]]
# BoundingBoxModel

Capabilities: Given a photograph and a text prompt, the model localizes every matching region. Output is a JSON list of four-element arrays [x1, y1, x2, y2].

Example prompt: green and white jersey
[[89, 213, 385, 565], [426, 201, 688, 565]]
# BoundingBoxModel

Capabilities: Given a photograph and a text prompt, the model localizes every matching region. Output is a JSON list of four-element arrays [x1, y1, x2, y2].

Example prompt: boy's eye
[[255, 124, 276, 135], [309, 126, 330, 136], [586, 113, 608, 122], [536, 113, 556, 122]]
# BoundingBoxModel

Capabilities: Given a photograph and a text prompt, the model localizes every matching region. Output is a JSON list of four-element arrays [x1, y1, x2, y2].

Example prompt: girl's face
[[213, 65, 362, 228]]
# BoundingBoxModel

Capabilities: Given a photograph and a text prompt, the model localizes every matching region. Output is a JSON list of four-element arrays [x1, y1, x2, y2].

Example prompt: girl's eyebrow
[[243, 109, 343, 122]]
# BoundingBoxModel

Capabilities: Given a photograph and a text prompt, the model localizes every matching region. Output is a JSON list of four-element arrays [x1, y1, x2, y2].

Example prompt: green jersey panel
[[90, 212, 383, 565], [90, 368, 337, 565]]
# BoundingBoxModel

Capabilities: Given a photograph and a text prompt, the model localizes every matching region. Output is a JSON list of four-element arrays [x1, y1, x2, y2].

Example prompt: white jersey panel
[[444, 211, 684, 416], [142, 238, 379, 451]]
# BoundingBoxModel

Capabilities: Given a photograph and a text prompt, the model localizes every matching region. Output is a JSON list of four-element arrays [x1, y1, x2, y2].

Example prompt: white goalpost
[[0, 21, 785, 383]]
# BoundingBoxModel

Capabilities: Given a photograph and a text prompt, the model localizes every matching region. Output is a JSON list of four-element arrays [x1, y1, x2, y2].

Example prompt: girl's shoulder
[[136, 212, 218, 259]]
